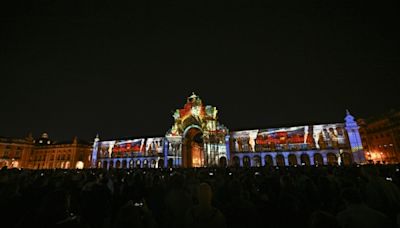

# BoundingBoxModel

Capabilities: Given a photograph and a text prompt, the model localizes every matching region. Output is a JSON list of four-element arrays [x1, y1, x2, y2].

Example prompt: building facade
[[0, 134, 34, 169], [358, 110, 400, 164], [0, 133, 92, 169], [26, 133, 92, 169], [92, 93, 365, 169]]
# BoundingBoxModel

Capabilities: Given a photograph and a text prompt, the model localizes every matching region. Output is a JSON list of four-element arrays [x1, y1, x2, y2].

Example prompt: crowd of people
[[1, 164, 400, 228]]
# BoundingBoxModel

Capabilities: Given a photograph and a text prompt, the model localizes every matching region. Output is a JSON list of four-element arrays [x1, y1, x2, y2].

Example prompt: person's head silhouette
[[198, 182, 212, 207]]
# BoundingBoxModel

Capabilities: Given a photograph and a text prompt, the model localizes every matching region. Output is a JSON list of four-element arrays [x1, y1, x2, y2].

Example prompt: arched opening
[[243, 156, 251, 168], [219, 156, 227, 167], [158, 158, 164, 168], [167, 158, 173, 168], [253, 155, 261, 167], [103, 161, 108, 169], [151, 159, 156, 168], [276, 154, 285, 166], [300, 154, 311, 166], [341, 152, 353, 165], [76, 161, 84, 169], [143, 159, 149, 168], [10, 161, 19, 168], [264, 155, 273, 167], [97, 161, 102, 168], [288, 154, 298, 166], [136, 160, 141, 168], [129, 159, 134, 169], [183, 126, 204, 168], [327, 153, 337, 165], [122, 160, 127, 169], [116, 160, 121, 169], [313, 153, 324, 165], [109, 161, 114, 169], [65, 161, 71, 169], [232, 156, 240, 167]]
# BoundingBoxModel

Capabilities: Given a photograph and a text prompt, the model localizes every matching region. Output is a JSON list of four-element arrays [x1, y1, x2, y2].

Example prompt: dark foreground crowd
[[1, 164, 400, 228]]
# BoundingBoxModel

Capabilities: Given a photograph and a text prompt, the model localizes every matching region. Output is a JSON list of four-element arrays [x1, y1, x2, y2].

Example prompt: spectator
[[337, 187, 392, 228], [185, 182, 226, 228]]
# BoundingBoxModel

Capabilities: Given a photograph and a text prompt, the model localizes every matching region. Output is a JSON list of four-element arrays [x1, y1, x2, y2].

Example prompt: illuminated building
[[0, 133, 91, 169], [92, 93, 365, 168], [26, 133, 92, 169], [0, 134, 34, 168], [358, 110, 400, 164]]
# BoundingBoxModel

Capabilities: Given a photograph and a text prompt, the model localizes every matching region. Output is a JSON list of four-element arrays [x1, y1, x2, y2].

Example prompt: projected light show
[[91, 94, 365, 169]]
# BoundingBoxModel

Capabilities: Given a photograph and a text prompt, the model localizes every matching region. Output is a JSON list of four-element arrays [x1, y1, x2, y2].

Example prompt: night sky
[[1, 1, 399, 141]]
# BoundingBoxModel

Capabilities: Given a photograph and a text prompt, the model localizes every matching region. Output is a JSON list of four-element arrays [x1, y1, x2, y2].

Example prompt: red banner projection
[[112, 142, 144, 153], [256, 131, 305, 145]]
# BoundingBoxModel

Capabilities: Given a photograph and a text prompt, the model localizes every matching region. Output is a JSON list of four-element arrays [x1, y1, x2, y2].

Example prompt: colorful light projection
[[167, 92, 225, 137], [231, 124, 348, 152], [145, 137, 164, 156], [112, 139, 145, 153], [98, 138, 146, 158]]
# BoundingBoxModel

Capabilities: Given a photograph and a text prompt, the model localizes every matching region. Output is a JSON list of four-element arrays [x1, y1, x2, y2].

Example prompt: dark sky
[[1, 1, 399, 141]]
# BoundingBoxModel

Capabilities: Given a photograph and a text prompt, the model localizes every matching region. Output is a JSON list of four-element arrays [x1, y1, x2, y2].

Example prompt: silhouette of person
[[185, 182, 226, 228]]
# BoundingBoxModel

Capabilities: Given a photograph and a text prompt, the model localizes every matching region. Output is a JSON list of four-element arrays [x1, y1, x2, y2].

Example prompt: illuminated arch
[[253, 155, 261, 167], [158, 158, 164, 168], [116, 160, 121, 169], [300, 154, 311, 165], [276, 154, 285, 166], [151, 159, 157, 168], [342, 152, 353, 166], [313, 153, 323, 165], [219, 156, 227, 167], [136, 160, 141, 168], [182, 124, 203, 139], [232, 156, 240, 167], [243, 156, 251, 168], [288, 154, 298, 166], [76, 161, 84, 169], [327, 153, 337, 165], [264, 155, 273, 166]]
